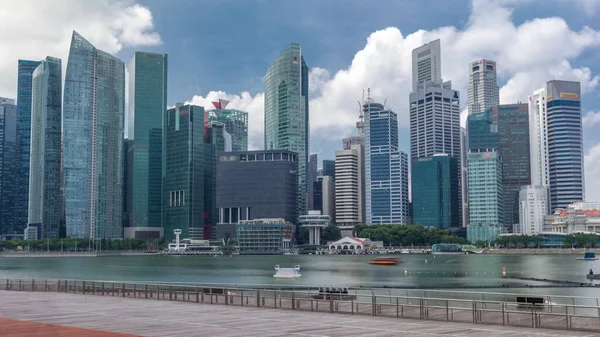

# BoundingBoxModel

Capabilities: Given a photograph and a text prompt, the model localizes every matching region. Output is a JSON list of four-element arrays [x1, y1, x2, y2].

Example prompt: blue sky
[[2, 0, 600, 199]]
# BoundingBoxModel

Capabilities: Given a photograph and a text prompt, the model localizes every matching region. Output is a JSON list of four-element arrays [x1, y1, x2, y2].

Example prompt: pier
[[2, 279, 600, 334]]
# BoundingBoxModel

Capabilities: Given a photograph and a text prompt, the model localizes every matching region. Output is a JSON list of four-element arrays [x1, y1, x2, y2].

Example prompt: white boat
[[273, 265, 301, 279]]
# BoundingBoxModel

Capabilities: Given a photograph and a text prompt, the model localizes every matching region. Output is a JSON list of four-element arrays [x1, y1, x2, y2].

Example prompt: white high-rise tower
[[528, 88, 549, 187], [411, 39, 442, 92], [467, 59, 499, 115]]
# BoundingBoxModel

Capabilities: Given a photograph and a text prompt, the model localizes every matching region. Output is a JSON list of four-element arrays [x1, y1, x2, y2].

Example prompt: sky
[[1, 0, 600, 200]]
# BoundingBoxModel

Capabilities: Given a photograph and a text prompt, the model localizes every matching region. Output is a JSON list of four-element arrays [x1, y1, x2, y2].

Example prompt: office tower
[[519, 185, 548, 235], [335, 145, 364, 226], [529, 88, 549, 188], [264, 43, 309, 216], [364, 97, 409, 224], [412, 154, 459, 228], [322, 159, 335, 178], [15, 60, 41, 235], [207, 100, 248, 152], [122, 139, 133, 231], [467, 110, 504, 231], [411, 39, 441, 91], [28, 57, 62, 239], [320, 176, 335, 220], [490, 104, 530, 228], [216, 150, 298, 239], [467, 60, 499, 115], [546, 80, 583, 210], [163, 104, 205, 242], [308, 154, 318, 210], [0, 101, 17, 239], [63, 31, 125, 239], [460, 127, 468, 226], [126, 52, 167, 238], [203, 117, 226, 240]]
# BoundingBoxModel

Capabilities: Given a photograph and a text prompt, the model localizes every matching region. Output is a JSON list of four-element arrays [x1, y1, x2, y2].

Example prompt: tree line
[[353, 224, 468, 246]]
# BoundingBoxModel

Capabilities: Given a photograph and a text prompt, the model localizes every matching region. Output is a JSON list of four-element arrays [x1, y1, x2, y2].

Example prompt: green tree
[[322, 224, 342, 242]]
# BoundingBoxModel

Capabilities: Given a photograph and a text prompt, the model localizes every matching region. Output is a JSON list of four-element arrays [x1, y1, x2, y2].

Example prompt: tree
[[322, 224, 342, 242]]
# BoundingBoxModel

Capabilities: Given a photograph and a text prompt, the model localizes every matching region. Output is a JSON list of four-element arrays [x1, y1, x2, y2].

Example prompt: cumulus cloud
[[0, 0, 161, 98], [583, 110, 600, 127], [585, 144, 600, 201]]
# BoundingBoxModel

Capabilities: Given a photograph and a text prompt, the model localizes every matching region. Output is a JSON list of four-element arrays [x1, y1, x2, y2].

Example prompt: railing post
[[19, 279, 22, 291], [112, 282, 115, 296], [502, 303, 505, 325], [122, 283, 125, 297], [44, 279, 48, 292], [292, 292, 295, 310], [83, 281, 86, 294], [195, 286, 199, 303], [169, 285, 173, 301], [372, 294, 376, 316], [256, 289, 260, 307], [32, 279, 35, 291], [446, 300, 449, 321], [157, 285, 160, 300], [145, 284, 148, 299], [225, 288, 229, 305], [133, 284, 136, 298], [102, 282, 105, 296]]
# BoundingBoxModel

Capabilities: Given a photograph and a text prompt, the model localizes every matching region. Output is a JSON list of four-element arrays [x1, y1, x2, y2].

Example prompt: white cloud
[[585, 143, 600, 201], [583, 110, 600, 127], [0, 0, 161, 98]]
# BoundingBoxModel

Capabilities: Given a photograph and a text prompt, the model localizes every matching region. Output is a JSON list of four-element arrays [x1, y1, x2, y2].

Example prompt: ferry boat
[[576, 252, 598, 261], [368, 257, 398, 265], [273, 265, 301, 279], [430, 244, 466, 255]]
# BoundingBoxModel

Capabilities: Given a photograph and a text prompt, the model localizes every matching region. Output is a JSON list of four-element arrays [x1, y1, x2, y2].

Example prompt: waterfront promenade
[[0, 291, 596, 337]]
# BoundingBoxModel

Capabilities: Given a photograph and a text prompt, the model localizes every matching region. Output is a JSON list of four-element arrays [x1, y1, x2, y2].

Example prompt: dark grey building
[[0, 100, 17, 240], [216, 150, 298, 239], [322, 159, 335, 178]]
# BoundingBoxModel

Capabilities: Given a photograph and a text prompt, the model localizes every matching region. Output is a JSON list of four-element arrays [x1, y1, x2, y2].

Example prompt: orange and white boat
[[368, 257, 398, 265]]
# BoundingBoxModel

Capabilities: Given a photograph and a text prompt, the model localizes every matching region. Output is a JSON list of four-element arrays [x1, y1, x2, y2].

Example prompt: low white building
[[326, 237, 383, 250], [547, 202, 600, 234]]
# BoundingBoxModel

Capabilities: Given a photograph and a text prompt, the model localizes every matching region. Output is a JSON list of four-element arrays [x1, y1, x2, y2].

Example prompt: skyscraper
[[411, 39, 442, 91], [467, 60, 499, 115], [335, 145, 364, 226], [28, 57, 62, 239], [529, 88, 549, 188], [207, 100, 248, 152], [364, 97, 409, 224], [322, 159, 335, 178], [519, 185, 548, 235], [0, 100, 17, 239], [15, 60, 41, 235], [63, 31, 125, 239], [546, 80, 583, 210], [264, 43, 309, 217], [308, 153, 318, 211], [126, 52, 167, 238]]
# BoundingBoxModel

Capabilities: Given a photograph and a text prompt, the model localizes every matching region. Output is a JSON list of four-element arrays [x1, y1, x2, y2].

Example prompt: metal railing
[[3, 278, 600, 332]]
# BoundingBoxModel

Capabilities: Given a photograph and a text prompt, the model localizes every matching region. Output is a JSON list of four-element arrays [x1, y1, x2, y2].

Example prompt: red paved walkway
[[0, 318, 140, 337]]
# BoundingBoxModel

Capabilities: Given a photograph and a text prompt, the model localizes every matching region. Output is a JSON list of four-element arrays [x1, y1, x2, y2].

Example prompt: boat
[[430, 244, 466, 255], [576, 252, 598, 261], [587, 269, 600, 280], [368, 257, 398, 265], [273, 265, 301, 279]]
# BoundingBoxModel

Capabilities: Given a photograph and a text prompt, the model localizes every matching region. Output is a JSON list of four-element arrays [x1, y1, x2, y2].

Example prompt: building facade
[[308, 154, 318, 211], [547, 202, 600, 234], [529, 88, 549, 188], [364, 99, 409, 224], [335, 145, 364, 226], [264, 43, 309, 217], [236, 219, 294, 254], [412, 154, 459, 228], [63, 31, 125, 239], [28, 56, 62, 239], [0, 101, 17, 239], [546, 80, 584, 210], [467, 151, 504, 229], [519, 185, 548, 235], [467, 59, 499, 115], [207, 104, 248, 152], [126, 52, 167, 237], [298, 210, 330, 246], [411, 39, 442, 91], [322, 159, 335, 178], [467, 223, 503, 244], [15, 60, 41, 236]]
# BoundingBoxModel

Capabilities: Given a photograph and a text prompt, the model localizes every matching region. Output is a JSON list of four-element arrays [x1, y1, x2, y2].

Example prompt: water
[[1, 254, 600, 298]]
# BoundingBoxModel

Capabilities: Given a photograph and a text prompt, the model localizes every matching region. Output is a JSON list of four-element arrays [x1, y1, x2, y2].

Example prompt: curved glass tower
[[264, 43, 309, 217], [63, 31, 125, 239]]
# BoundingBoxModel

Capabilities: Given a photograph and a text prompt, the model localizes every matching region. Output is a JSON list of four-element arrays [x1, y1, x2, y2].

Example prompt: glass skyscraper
[[126, 52, 167, 236], [15, 60, 41, 235], [208, 105, 248, 152], [28, 57, 62, 239], [63, 31, 125, 239], [264, 43, 309, 217], [364, 98, 409, 224], [0, 100, 17, 239]]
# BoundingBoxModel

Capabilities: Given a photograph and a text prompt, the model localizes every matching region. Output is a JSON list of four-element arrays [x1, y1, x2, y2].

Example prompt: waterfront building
[[467, 223, 503, 244], [0, 101, 17, 240], [412, 154, 459, 228], [326, 237, 382, 250], [519, 185, 548, 235], [207, 100, 248, 151], [335, 145, 364, 226], [308, 154, 318, 211], [546, 80, 584, 210], [216, 150, 298, 239], [236, 218, 294, 254], [490, 104, 531, 228], [15, 60, 41, 236], [411, 39, 441, 92], [28, 57, 62, 239], [364, 97, 409, 224], [467, 151, 504, 230], [264, 43, 309, 216], [467, 59, 499, 115], [546, 202, 600, 234], [63, 31, 125, 240], [125, 52, 167, 238], [299, 210, 330, 246], [23, 223, 41, 241]]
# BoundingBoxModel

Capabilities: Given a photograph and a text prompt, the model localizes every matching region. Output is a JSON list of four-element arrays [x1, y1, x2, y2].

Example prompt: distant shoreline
[[485, 248, 600, 255], [0, 251, 149, 258]]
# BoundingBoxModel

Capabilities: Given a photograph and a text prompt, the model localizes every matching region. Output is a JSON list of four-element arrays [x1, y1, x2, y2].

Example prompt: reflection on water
[[1, 254, 600, 297]]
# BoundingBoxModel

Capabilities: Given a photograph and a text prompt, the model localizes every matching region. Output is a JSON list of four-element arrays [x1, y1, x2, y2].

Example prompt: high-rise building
[[264, 43, 309, 216], [125, 51, 167, 238], [546, 80, 583, 210], [0, 101, 17, 239], [460, 127, 468, 226], [411, 39, 442, 91], [28, 57, 62, 239], [63, 31, 125, 239], [529, 88, 549, 188], [364, 97, 409, 224], [467, 59, 499, 115], [412, 154, 459, 228], [490, 104, 530, 228], [308, 154, 318, 210], [207, 101, 248, 152], [322, 159, 335, 178], [15, 60, 41, 236], [335, 145, 364, 226], [163, 104, 205, 242], [519, 185, 548, 235], [313, 175, 335, 220]]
